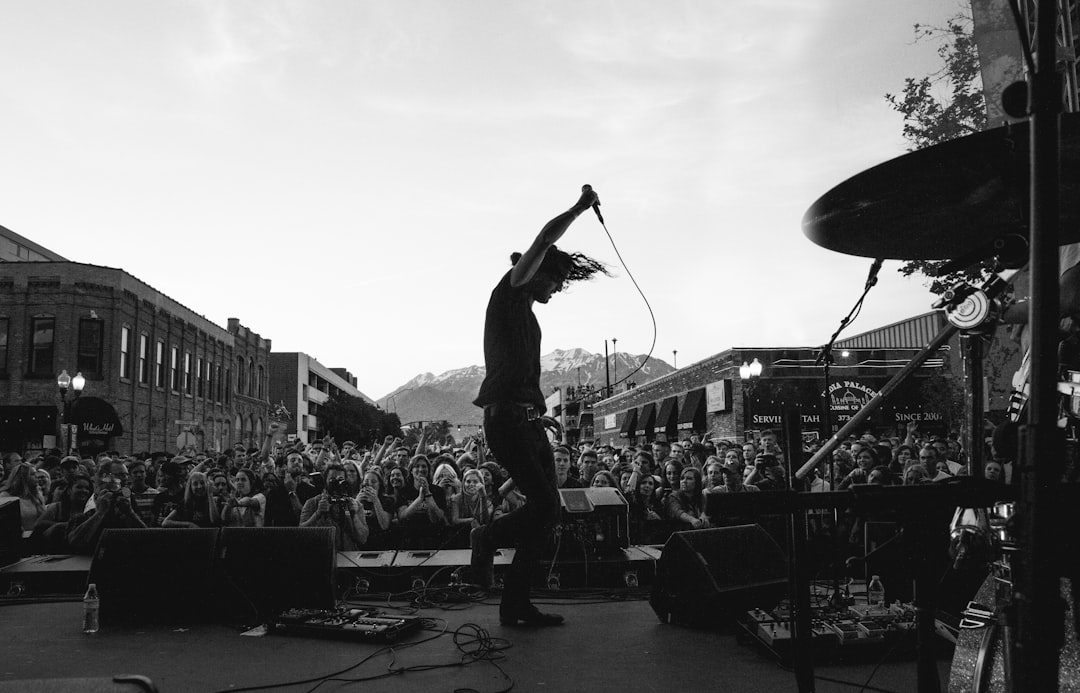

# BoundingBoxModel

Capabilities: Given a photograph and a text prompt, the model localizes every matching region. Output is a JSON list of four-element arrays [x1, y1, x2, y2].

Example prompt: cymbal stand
[[796, 270, 1018, 482]]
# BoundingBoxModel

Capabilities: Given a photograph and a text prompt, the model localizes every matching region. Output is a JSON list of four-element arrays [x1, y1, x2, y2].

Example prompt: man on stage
[[471, 185, 607, 626]]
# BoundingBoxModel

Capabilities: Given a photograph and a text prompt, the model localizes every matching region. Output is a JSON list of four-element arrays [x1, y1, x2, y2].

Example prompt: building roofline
[[0, 224, 68, 261], [0, 260, 233, 340]]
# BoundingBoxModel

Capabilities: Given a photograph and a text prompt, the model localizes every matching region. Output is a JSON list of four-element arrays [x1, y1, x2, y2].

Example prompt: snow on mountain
[[540, 348, 596, 373], [381, 349, 675, 427]]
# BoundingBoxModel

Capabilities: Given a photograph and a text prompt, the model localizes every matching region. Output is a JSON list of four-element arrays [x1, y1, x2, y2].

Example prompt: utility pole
[[604, 340, 611, 397]]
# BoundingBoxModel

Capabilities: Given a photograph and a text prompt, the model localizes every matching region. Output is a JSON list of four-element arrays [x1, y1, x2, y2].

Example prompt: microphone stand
[[814, 258, 881, 607]]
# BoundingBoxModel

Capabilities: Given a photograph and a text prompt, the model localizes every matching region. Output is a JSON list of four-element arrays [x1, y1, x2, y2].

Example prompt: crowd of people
[[0, 421, 1005, 562]]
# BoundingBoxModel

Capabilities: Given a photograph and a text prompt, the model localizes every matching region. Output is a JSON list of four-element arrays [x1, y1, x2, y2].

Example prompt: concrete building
[[268, 353, 371, 445], [0, 261, 270, 455]]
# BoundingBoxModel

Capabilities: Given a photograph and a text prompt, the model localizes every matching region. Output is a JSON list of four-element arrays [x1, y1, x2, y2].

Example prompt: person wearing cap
[[716, 461, 760, 494], [470, 186, 607, 627], [59, 456, 82, 485]]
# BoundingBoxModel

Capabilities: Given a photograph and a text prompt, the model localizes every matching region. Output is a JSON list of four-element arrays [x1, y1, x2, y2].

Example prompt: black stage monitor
[[88, 528, 219, 626], [217, 527, 337, 623]]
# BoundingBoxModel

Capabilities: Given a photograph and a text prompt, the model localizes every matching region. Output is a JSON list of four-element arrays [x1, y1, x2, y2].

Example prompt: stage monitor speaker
[[650, 524, 788, 628], [557, 487, 630, 552], [88, 528, 219, 626], [217, 527, 336, 622]]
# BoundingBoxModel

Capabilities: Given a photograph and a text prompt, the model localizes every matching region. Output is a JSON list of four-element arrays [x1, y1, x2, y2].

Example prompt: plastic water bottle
[[83, 583, 100, 634], [867, 575, 885, 608]]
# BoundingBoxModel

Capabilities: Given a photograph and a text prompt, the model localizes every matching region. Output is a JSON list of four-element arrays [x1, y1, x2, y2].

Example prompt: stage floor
[[0, 597, 951, 692]]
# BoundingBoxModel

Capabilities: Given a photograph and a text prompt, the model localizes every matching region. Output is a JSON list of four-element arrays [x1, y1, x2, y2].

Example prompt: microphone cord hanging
[[595, 216, 657, 390]]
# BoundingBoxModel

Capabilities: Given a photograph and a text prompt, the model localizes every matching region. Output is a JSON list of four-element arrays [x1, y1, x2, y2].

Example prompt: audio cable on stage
[[584, 184, 658, 388]]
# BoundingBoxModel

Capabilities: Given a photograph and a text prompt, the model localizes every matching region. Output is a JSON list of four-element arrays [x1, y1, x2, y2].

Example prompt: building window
[[155, 340, 165, 388], [76, 319, 104, 377], [207, 362, 215, 402], [235, 356, 244, 395], [248, 358, 254, 397], [170, 347, 179, 392], [184, 352, 192, 395], [196, 357, 204, 398], [29, 316, 55, 376], [215, 364, 222, 402], [138, 334, 149, 385], [225, 368, 231, 404], [257, 365, 265, 400], [119, 326, 132, 380], [0, 317, 7, 372]]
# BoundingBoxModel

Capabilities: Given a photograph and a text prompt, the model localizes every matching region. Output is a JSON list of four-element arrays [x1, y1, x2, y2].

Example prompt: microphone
[[865, 258, 884, 289], [582, 184, 604, 224]]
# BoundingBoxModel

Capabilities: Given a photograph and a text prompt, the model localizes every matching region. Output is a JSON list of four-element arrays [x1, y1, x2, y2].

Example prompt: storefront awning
[[654, 396, 679, 435], [677, 389, 706, 431], [69, 396, 124, 438], [618, 408, 638, 438], [634, 403, 656, 437], [0, 406, 57, 436]]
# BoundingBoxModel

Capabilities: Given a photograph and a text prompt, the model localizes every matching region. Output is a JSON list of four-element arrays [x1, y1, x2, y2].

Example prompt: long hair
[[2, 463, 44, 508], [511, 245, 610, 289], [183, 471, 211, 515], [679, 466, 705, 512]]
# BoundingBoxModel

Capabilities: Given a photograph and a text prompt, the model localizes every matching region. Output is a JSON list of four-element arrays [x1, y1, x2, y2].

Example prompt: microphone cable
[[592, 211, 658, 390]]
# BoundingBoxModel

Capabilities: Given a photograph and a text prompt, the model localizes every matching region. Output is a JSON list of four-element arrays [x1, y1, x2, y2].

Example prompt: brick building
[[0, 262, 270, 456], [592, 312, 981, 447]]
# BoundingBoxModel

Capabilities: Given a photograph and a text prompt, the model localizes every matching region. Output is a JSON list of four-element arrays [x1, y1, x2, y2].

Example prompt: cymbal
[[802, 112, 1080, 260]]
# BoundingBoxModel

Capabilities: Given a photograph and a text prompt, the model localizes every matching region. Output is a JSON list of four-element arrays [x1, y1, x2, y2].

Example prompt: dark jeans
[[483, 406, 560, 607]]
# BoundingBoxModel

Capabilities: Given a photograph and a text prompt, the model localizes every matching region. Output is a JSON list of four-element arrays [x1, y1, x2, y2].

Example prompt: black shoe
[[499, 604, 565, 627], [470, 525, 494, 589]]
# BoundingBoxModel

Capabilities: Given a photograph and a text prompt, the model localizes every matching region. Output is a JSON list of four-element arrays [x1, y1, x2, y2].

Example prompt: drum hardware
[[949, 507, 993, 572], [958, 601, 994, 631]]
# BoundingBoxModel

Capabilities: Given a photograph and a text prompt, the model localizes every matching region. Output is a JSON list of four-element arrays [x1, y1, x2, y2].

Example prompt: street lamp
[[739, 358, 762, 436], [57, 369, 86, 454]]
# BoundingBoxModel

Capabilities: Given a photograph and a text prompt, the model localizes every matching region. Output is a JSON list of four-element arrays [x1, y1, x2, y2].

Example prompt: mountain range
[[380, 348, 675, 427]]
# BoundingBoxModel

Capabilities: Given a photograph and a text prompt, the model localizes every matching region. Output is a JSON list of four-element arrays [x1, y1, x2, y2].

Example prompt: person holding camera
[[299, 463, 369, 550], [67, 462, 146, 554]]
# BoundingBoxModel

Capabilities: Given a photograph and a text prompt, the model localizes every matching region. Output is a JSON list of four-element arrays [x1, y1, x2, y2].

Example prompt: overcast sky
[[1, 0, 971, 400]]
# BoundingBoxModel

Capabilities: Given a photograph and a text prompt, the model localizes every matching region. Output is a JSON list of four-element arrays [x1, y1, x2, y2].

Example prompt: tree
[[402, 419, 456, 452], [885, 11, 992, 294], [318, 393, 401, 447]]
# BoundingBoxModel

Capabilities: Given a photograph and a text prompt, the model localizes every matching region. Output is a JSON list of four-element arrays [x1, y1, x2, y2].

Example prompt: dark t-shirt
[[264, 486, 300, 527], [175, 500, 215, 528], [473, 270, 545, 412], [152, 488, 184, 527]]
